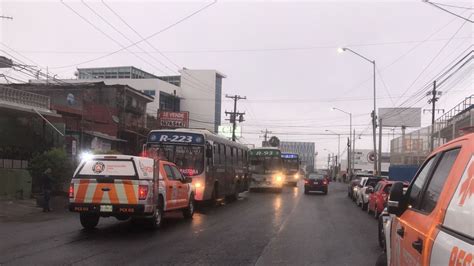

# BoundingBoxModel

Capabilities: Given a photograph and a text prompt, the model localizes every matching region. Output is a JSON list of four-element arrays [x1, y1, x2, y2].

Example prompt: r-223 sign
[[159, 135, 193, 143]]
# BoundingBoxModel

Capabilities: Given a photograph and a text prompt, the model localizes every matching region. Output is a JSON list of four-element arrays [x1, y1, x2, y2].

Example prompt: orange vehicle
[[69, 155, 195, 229], [382, 132, 473, 265]]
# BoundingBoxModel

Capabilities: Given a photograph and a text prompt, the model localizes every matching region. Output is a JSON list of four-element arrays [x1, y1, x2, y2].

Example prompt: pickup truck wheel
[[183, 196, 195, 219], [378, 215, 386, 249], [80, 213, 99, 230], [147, 204, 163, 229]]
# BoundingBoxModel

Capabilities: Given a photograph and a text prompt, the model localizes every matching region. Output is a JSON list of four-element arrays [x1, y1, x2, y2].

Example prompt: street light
[[332, 107, 352, 177], [338, 47, 378, 175]]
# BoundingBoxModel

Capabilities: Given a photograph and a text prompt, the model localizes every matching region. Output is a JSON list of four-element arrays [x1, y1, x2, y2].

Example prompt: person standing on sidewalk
[[41, 168, 52, 212]]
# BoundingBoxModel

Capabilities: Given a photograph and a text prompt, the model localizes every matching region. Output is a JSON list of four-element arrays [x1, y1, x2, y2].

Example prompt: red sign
[[158, 111, 189, 128]]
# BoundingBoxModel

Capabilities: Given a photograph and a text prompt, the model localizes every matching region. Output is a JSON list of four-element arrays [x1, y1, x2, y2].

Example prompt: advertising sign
[[218, 125, 241, 138], [158, 111, 189, 128], [378, 108, 421, 127]]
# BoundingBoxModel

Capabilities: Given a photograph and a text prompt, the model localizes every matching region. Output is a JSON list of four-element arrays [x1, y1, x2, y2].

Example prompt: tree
[[28, 148, 73, 193]]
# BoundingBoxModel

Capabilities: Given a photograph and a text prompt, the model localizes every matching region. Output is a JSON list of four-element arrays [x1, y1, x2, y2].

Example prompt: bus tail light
[[69, 184, 74, 198], [138, 185, 149, 200]]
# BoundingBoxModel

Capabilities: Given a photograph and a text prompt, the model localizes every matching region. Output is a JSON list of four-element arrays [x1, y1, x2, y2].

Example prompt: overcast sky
[[1, 0, 472, 168]]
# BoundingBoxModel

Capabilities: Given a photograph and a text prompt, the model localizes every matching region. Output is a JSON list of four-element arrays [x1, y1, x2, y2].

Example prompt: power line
[[51, 0, 217, 70], [61, 0, 168, 76], [424, 1, 474, 23], [394, 16, 470, 107], [429, 2, 473, 10]]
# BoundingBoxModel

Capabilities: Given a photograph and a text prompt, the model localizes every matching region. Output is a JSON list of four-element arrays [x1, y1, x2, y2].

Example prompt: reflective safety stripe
[[122, 180, 138, 205], [74, 179, 90, 204]]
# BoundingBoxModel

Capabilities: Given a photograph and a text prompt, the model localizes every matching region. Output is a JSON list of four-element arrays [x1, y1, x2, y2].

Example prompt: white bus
[[145, 129, 249, 202], [248, 147, 284, 192]]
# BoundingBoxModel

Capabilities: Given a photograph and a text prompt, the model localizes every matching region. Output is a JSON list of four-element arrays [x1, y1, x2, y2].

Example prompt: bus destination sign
[[148, 132, 204, 145], [249, 149, 281, 157]]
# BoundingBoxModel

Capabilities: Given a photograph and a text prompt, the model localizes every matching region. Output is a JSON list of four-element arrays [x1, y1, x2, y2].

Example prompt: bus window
[[220, 144, 225, 165], [213, 143, 219, 165], [226, 145, 232, 166], [233, 148, 238, 165]]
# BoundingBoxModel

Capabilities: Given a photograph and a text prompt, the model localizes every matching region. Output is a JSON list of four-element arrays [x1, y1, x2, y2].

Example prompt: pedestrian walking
[[42, 168, 52, 212]]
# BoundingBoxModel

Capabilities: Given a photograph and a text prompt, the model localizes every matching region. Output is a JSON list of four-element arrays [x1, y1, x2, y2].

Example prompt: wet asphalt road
[[0, 182, 380, 265]]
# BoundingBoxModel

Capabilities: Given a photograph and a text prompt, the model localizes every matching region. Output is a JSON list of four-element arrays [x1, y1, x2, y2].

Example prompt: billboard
[[158, 111, 189, 128], [218, 125, 241, 138], [378, 108, 421, 127]]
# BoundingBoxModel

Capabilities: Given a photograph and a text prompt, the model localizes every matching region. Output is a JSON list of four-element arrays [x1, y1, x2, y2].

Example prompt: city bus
[[281, 153, 301, 187], [145, 129, 249, 202], [248, 147, 284, 192]]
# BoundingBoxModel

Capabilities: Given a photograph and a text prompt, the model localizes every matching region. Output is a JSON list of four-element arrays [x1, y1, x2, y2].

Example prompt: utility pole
[[225, 94, 246, 141], [378, 118, 383, 176], [261, 129, 272, 147], [426, 81, 442, 151], [347, 137, 351, 178]]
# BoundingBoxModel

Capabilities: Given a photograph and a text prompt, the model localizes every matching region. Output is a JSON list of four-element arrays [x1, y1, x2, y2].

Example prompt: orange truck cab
[[384, 132, 473, 265], [69, 155, 195, 229]]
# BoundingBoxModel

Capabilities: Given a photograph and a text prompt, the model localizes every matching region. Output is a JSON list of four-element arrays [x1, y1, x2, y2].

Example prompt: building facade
[[279, 141, 315, 172], [11, 82, 153, 156], [74, 66, 224, 133]]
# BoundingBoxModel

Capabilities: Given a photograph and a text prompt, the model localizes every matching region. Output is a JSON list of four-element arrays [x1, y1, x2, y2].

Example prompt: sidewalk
[[0, 196, 69, 223]]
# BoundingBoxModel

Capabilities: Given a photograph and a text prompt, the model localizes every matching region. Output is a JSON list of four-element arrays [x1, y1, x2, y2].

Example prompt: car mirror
[[206, 146, 213, 158], [366, 186, 374, 194], [183, 177, 192, 184], [388, 182, 405, 216]]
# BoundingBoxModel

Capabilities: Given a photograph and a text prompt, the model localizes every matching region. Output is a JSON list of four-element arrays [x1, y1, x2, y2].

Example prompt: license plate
[[100, 205, 113, 212]]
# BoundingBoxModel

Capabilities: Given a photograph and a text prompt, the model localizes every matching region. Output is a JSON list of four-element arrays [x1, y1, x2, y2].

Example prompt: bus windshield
[[282, 158, 299, 173], [249, 156, 281, 174], [147, 144, 204, 176]]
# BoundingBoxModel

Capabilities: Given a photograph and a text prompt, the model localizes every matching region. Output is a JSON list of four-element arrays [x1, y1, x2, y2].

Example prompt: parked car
[[347, 178, 360, 199], [304, 173, 328, 195], [380, 132, 473, 266], [355, 177, 380, 210], [69, 155, 195, 229], [367, 180, 409, 218]]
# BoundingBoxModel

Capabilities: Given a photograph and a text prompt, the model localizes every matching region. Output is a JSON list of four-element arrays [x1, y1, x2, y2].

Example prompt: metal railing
[[0, 85, 50, 109], [435, 95, 473, 131]]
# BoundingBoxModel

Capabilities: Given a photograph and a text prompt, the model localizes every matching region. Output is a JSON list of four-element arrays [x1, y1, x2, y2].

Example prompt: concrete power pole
[[427, 81, 442, 151], [225, 94, 246, 141], [261, 129, 272, 147]]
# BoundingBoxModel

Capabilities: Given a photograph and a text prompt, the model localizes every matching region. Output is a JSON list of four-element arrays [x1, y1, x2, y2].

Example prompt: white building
[[57, 66, 224, 132]]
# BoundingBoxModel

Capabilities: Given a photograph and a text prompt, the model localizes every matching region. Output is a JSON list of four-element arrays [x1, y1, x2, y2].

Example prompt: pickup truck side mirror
[[388, 182, 405, 216], [183, 176, 192, 184]]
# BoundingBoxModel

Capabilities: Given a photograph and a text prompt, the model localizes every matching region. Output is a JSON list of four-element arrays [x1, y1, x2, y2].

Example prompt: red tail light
[[69, 184, 74, 198], [138, 185, 149, 200], [304, 179, 309, 184], [323, 180, 328, 185]]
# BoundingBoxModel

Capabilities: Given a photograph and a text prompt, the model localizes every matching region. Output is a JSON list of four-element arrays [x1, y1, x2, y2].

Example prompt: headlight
[[275, 175, 283, 183], [194, 182, 202, 188], [294, 174, 299, 180], [353, 187, 357, 191]]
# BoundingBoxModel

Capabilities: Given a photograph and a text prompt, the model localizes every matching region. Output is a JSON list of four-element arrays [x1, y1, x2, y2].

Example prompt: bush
[[28, 148, 73, 193]]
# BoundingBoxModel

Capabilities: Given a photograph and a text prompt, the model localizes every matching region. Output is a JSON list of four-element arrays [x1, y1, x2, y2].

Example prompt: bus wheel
[[80, 213, 99, 230], [227, 184, 239, 202]]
